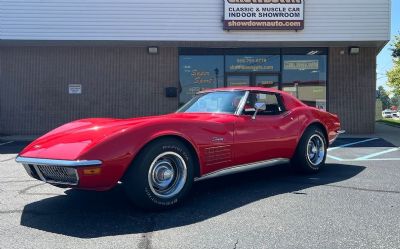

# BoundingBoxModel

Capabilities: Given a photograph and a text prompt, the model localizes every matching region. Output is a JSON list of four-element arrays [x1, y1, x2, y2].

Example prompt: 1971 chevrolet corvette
[[16, 87, 343, 210]]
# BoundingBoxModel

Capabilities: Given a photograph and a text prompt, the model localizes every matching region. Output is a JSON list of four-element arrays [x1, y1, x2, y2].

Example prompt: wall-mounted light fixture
[[349, 47, 360, 55], [148, 46, 159, 54], [307, 50, 320, 55]]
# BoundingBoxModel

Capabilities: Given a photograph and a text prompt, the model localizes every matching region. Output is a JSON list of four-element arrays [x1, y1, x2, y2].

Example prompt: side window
[[243, 92, 285, 115]]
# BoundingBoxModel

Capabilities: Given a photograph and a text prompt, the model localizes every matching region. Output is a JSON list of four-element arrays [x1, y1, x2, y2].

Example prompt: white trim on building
[[0, 0, 390, 43]]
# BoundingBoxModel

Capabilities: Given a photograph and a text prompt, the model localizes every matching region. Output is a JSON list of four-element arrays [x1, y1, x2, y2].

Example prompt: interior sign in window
[[284, 60, 319, 70], [226, 55, 281, 72], [223, 0, 304, 30]]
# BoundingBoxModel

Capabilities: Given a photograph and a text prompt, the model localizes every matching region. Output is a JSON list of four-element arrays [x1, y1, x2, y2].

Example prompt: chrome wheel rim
[[148, 152, 187, 199], [306, 134, 325, 166]]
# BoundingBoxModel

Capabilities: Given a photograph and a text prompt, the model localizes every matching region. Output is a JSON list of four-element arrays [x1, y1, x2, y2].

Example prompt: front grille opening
[[36, 165, 78, 185], [27, 164, 41, 180]]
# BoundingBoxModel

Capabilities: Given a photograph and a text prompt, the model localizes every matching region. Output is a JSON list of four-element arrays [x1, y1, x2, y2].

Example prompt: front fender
[[78, 126, 202, 190]]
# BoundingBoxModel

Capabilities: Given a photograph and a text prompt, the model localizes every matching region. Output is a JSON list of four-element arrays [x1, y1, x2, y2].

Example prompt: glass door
[[255, 75, 280, 89], [226, 73, 280, 88], [226, 74, 251, 87]]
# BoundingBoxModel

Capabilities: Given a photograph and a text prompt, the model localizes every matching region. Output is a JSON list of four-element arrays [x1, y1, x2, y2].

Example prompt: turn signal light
[[83, 167, 102, 175]]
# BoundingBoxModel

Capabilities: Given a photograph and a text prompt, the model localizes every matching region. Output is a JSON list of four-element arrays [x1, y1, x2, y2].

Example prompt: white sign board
[[224, 0, 304, 30], [68, 84, 82, 94]]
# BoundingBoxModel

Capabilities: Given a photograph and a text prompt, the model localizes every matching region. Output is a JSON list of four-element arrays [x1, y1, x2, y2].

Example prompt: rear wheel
[[123, 138, 195, 210], [292, 127, 327, 173]]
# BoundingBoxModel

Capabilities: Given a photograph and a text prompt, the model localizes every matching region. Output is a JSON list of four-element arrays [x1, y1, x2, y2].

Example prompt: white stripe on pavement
[[355, 148, 400, 160], [327, 138, 380, 152], [0, 141, 14, 146], [355, 158, 400, 161], [328, 155, 400, 162], [327, 155, 344, 161]]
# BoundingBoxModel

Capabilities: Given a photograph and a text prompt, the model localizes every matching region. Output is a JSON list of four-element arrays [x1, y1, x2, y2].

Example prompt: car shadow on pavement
[[20, 163, 365, 238], [0, 141, 30, 154], [331, 138, 396, 148]]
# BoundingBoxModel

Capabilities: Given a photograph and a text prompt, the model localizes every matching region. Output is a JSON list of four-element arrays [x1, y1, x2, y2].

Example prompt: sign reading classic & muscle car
[[224, 0, 304, 30]]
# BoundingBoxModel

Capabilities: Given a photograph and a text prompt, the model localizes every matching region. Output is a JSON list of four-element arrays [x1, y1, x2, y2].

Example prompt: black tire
[[291, 126, 327, 173], [123, 138, 195, 210]]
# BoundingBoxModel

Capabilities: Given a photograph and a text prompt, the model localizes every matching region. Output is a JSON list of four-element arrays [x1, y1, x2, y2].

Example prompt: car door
[[233, 91, 299, 166]]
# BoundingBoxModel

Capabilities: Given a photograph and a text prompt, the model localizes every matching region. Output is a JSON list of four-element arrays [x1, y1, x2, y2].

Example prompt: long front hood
[[19, 116, 162, 160]]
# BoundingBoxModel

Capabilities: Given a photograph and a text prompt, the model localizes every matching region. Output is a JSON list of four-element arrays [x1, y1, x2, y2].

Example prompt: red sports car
[[16, 87, 343, 210]]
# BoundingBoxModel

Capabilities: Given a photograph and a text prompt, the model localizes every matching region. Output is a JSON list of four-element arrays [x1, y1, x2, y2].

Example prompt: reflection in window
[[179, 56, 224, 105], [282, 55, 327, 110], [177, 91, 245, 114]]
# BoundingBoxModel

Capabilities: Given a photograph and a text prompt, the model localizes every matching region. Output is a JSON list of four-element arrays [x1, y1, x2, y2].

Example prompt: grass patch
[[378, 118, 400, 127]]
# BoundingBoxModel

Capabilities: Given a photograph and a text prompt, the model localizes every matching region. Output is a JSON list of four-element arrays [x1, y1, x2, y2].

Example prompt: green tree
[[387, 60, 400, 96], [391, 35, 400, 58], [378, 86, 391, 110], [391, 94, 400, 109], [387, 35, 400, 96]]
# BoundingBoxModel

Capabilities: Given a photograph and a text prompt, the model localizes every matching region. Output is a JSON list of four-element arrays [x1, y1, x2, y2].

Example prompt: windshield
[[177, 91, 246, 114]]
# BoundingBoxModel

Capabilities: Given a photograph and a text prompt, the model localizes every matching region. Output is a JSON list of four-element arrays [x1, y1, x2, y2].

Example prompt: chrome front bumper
[[329, 130, 346, 145], [16, 157, 101, 186]]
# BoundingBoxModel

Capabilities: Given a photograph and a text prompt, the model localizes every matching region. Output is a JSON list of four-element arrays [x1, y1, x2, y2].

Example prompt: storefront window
[[282, 54, 327, 110], [179, 55, 224, 105], [179, 49, 327, 110], [226, 55, 280, 73]]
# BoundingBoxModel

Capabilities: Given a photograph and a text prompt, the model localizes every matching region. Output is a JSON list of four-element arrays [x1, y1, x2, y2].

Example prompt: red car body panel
[[18, 87, 341, 191]]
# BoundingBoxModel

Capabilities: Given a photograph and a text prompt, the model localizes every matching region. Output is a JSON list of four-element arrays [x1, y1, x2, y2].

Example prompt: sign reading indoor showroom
[[224, 0, 304, 31]]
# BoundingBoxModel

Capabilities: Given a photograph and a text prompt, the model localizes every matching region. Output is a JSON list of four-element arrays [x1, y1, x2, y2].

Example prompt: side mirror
[[252, 102, 266, 119]]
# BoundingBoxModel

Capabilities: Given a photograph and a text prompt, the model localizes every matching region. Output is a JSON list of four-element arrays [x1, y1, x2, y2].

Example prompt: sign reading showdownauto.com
[[224, 0, 304, 30]]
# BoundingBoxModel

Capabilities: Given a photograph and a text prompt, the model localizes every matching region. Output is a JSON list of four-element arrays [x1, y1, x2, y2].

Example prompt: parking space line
[[356, 148, 400, 160], [355, 158, 400, 161], [0, 141, 14, 146], [328, 156, 400, 162], [327, 155, 344, 161], [327, 138, 380, 152]]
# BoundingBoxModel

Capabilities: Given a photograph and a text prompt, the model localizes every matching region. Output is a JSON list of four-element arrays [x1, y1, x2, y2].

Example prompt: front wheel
[[123, 138, 195, 210], [291, 127, 327, 173]]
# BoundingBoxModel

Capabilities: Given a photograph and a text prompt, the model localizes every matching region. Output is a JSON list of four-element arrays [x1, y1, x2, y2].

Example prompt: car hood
[[18, 115, 165, 160], [18, 113, 223, 160]]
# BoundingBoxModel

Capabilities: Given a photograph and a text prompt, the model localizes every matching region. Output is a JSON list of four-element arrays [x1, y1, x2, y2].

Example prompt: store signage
[[68, 84, 82, 94], [223, 0, 304, 31], [284, 60, 319, 70]]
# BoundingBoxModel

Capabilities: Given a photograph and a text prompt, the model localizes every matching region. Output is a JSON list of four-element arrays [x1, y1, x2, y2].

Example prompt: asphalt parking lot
[[0, 137, 399, 249]]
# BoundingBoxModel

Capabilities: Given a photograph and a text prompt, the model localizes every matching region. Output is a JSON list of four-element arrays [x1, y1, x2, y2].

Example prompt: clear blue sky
[[377, 0, 400, 90]]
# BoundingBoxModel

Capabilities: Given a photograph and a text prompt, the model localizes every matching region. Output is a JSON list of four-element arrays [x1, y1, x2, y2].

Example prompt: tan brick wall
[[328, 47, 377, 134], [0, 46, 179, 135], [0, 45, 378, 135]]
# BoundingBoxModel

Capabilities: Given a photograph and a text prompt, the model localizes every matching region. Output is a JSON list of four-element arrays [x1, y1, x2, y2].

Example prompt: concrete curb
[[376, 121, 400, 129]]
